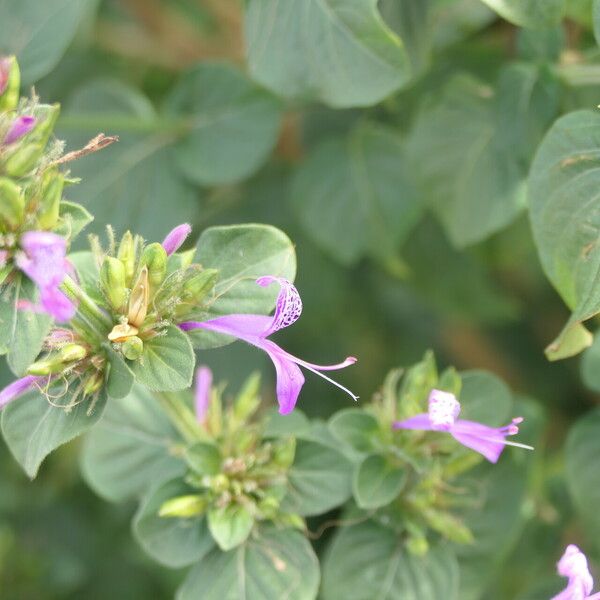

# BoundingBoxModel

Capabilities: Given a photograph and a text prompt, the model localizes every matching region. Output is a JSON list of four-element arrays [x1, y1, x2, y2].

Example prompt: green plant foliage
[[245, 0, 411, 108], [353, 452, 406, 509], [177, 526, 320, 600], [480, 0, 564, 27]]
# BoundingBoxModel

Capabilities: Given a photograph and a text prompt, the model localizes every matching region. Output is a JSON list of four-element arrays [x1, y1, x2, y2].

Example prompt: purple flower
[[0, 57, 10, 95], [0, 375, 44, 409], [4, 115, 36, 145], [195, 366, 212, 423], [162, 223, 192, 256], [393, 389, 533, 463], [180, 276, 357, 414], [15, 231, 75, 322], [552, 545, 600, 600]]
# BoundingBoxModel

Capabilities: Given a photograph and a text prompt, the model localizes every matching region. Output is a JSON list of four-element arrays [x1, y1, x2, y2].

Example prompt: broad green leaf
[[189, 224, 296, 349], [353, 453, 406, 509], [566, 409, 600, 542], [207, 504, 255, 551], [0, 276, 52, 376], [56, 201, 94, 241], [245, 0, 411, 108], [322, 520, 459, 600], [132, 325, 195, 391], [81, 385, 185, 502], [291, 123, 421, 264], [410, 76, 533, 247], [133, 478, 214, 568], [166, 63, 282, 186], [480, 0, 564, 28], [105, 346, 135, 400], [58, 80, 199, 241], [0, 0, 97, 84], [184, 442, 222, 475], [581, 333, 600, 392], [263, 408, 311, 438], [283, 439, 352, 516], [2, 386, 107, 478], [454, 399, 543, 599], [459, 370, 512, 426], [529, 110, 600, 359], [177, 526, 319, 600], [328, 408, 380, 455]]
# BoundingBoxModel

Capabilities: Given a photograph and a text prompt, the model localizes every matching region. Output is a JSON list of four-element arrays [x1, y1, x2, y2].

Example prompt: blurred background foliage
[[3, 0, 600, 597]]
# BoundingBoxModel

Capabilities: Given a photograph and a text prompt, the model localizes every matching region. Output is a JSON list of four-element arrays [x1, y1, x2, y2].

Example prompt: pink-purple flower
[[15, 231, 75, 322], [552, 545, 600, 600], [195, 365, 212, 423], [393, 389, 533, 463], [0, 57, 10, 96], [3, 115, 36, 145], [0, 375, 44, 410], [180, 276, 357, 414], [162, 223, 192, 256]]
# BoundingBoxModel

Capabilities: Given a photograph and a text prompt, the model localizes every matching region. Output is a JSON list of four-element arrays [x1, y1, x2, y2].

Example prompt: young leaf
[[132, 325, 195, 391], [2, 387, 107, 478], [322, 520, 459, 600], [353, 453, 406, 509], [166, 63, 282, 186], [328, 408, 380, 456], [245, 0, 411, 108], [56, 201, 94, 241], [207, 503, 255, 552], [529, 110, 600, 359], [480, 0, 564, 28], [104, 345, 135, 400], [133, 478, 214, 568], [81, 385, 185, 502], [177, 526, 319, 600], [291, 123, 421, 264]]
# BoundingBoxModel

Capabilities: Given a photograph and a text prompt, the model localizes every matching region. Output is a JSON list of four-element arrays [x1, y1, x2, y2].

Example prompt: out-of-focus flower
[[3, 115, 36, 145], [552, 544, 600, 600], [195, 365, 212, 423], [180, 276, 357, 414], [0, 375, 45, 409], [162, 223, 191, 256], [394, 389, 533, 463]]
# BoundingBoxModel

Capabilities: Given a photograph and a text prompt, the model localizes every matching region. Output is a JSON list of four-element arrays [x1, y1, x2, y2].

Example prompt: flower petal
[[17, 231, 68, 289], [4, 115, 36, 145], [393, 414, 435, 431], [195, 366, 213, 423], [450, 427, 506, 463], [0, 375, 42, 409], [162, 223, 192, 256], [39, 286, 76, 322], [263, 343, 305, 414], [256, 276, 302, 336], [180, 314, 272, 341]]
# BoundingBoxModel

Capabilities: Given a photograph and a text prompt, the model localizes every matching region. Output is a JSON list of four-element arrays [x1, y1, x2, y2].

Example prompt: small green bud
[[83, 370, 104, 395], [117, 231, 136, 284], [5, 142, 44, 177], [182, 268, 218, 302], [100, 256, 127, 310], [27, 359, 63, 376], [30, 103, 60, 148], [211, 474, 230, 493], [0, 56, 20, 112], [279, 513, 305, 531], [57, 343, 87, 363], [128, 266, 149, 328], [159, 495, 207, 518], [233, 372, 261, 423], [121, 336, 144, 360], [421, 508, 474, 545], [406, 535, 429, 556], [258, 496, 279, 516], [0, 177, 24, 230], [272, 437, 296, 469], [141, 242, 167, 291], [37, 170, 64, 230]]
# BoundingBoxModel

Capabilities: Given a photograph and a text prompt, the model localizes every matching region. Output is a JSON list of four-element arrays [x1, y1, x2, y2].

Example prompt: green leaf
[[566, 409, 600, 542], [283, 439, 353, 516], [105, 345, 135, 400], [581, 332, 600, 392], [0, 276, 51, 375], [263, 408, 311, 438], [459, 370, 513, 426], [184, 442, 222, 475], [177, 526, 319, 600], [529, 109, 600, 359], [410, 74, 514, 247], [291, 123, 421, 264], [322, 520, 459, 600], [328, 408, 380, 455], [81, 385, 185, 502], [56, 201, 94, 242], [353, 453, 406, 509], [189, 224, 296, 349], [133, 478, 214, 568], [207, 504, 255, 552], [595, 0, 600, 45], [132, 325, 195, 391], [0, 0, 98, 84], [245, 0, 411, 108], [58, 80, 199, 241], [480, 0, 564, 28], [2, 387, 107, 478], [166, 63, 282, 186]]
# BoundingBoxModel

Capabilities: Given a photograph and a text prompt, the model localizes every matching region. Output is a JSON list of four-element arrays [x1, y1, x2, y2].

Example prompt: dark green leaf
[[353, 453, 406, 509], [207, 504, 255, 551], [480, 0, 564, 28], [328, 408, 380, 455], [105, 345, 135, 400]]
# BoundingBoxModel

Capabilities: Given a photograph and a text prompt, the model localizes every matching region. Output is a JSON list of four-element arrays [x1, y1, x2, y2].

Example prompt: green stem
[[61, 275, 113, 334], [158, 393, 204, 444]]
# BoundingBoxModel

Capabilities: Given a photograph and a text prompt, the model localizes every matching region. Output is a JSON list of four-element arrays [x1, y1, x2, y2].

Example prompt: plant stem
[[158, 393, 205, 444]]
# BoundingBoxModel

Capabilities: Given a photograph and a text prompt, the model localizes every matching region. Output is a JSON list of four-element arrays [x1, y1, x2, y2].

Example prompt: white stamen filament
[[300, 363, 359, 402]]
